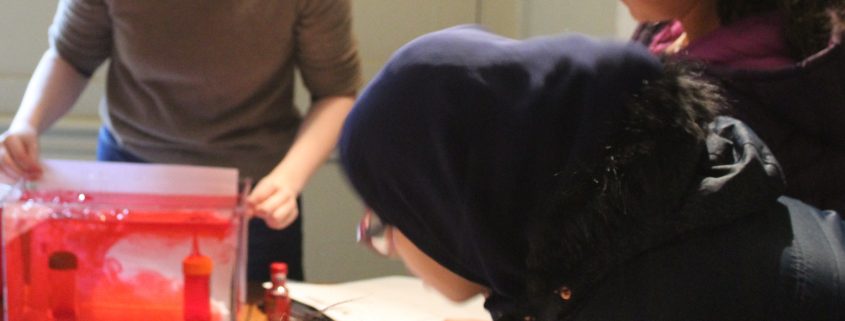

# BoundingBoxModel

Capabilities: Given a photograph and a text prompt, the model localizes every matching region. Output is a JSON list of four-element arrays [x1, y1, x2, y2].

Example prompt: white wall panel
[[522, 0, 620, 37], [1, 1, 104, 161], [616, 3, 640, 38], [0, 1, 56, 74]]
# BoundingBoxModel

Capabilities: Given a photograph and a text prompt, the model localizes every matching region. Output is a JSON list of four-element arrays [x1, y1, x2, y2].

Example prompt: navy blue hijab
[[339, 26, 661, 303]]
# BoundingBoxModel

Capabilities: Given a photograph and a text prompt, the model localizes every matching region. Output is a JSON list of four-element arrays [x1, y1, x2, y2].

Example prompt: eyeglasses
[[356, 208, 394, 257]]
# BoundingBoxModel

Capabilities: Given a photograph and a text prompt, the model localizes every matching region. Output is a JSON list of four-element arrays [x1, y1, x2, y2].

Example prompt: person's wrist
[[269, 168, 306, 194]]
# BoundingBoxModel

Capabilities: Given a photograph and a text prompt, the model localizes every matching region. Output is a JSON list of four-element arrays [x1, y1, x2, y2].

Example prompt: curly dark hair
[[716, 0, 845, 58]]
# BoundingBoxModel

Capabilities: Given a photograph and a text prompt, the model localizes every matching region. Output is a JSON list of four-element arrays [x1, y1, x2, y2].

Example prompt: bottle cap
[[270, 262, 288, 275], [183, 254, 213, 276], [48, 251, 78, 270]]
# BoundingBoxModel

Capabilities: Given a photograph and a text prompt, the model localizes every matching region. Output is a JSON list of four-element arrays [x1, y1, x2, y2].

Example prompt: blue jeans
[[96, 127, 304, 281]]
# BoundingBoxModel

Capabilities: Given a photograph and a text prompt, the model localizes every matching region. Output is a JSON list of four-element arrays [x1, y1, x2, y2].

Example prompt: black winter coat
[[634, 23, 845, 214], [502, 118, 845, 321]]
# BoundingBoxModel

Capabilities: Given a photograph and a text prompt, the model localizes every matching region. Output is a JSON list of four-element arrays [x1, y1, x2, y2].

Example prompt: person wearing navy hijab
[[339, 25, 845, 321]]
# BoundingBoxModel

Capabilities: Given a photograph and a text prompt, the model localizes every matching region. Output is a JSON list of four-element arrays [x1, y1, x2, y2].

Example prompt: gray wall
[[0, 0, 637, 282]]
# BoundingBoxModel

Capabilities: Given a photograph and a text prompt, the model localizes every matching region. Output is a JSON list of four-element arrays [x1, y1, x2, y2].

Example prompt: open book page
[[287, 275, 491, 321]]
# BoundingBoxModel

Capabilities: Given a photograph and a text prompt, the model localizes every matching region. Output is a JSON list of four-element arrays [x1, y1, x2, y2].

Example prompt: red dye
[[2, 193, 238, 321]]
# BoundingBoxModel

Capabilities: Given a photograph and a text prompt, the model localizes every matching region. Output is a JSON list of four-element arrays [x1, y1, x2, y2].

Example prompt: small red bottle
[[262, 262, 291, 321], [183, 236, 213, 321]]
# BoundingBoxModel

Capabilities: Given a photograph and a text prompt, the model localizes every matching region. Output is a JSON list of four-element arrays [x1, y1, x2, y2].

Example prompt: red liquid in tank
[[2, 193, 237, 321]]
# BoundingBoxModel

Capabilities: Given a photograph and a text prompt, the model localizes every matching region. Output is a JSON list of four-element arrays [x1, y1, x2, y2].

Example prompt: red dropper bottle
[[48, 251, 78, 320], [183, 235, 213, 321], [263, 262, 291, 321]]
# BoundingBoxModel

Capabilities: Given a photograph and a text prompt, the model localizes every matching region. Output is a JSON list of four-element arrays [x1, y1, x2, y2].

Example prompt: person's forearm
[[11, 48, 89, 134], [270, 95, 356, 191]]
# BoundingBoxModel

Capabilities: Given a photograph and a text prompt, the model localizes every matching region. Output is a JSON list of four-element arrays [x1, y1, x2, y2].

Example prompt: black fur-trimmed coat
[[498, 117, 844, 321]]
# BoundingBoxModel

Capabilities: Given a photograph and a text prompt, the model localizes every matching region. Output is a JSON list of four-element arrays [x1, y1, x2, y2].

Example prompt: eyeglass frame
[[356, 208, 395, 257]]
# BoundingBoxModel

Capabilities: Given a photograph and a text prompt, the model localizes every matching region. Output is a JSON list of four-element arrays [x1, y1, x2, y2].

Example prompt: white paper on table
[[287, 275, 491, 321]]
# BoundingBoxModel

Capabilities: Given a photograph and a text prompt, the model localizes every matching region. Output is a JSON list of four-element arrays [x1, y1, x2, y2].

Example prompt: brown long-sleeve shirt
[[50, 0, 362, 179]]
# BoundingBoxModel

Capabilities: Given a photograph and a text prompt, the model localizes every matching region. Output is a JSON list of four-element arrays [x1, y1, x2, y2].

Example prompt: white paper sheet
[[35, 159, 238, 196], [288, 276, 491, 321]]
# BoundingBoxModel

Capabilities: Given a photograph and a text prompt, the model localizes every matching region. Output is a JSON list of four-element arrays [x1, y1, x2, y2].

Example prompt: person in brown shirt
[[0, 0, 362, 284]]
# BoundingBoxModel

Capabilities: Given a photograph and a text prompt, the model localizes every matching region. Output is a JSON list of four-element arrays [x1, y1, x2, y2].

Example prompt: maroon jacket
[[634, 19, 845, 214]]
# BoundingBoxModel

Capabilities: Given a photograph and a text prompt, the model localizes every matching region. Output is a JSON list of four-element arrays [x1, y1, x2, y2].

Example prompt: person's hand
[[0, 126, 42, 180], [246, 172, 300, 230]]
